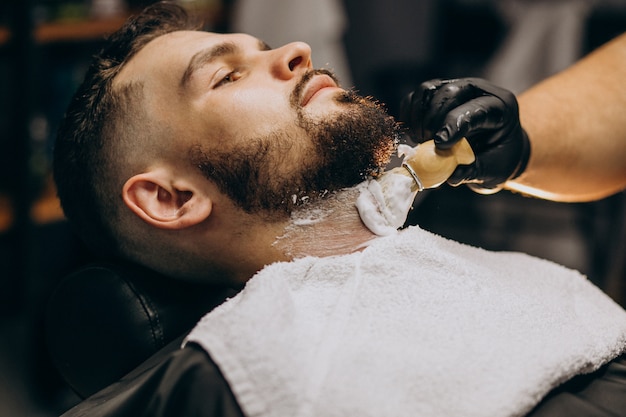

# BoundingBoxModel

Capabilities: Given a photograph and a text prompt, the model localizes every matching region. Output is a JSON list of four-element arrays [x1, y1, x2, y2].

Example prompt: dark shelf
[[0, 15, 128, 46]]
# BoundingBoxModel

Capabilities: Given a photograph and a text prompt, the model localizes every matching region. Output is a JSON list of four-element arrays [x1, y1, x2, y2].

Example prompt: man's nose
[[269, 41, 312, 80]]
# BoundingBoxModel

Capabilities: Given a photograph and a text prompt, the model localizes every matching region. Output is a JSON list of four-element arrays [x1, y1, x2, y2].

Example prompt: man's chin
[[299, 91, 352, 122]]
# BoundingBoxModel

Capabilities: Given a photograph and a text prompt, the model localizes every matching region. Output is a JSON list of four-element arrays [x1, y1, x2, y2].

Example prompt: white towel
[[185, 226, 626, 417]]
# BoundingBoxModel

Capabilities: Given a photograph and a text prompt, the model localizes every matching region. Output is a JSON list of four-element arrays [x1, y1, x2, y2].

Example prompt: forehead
[[115, 31, 258, 86]]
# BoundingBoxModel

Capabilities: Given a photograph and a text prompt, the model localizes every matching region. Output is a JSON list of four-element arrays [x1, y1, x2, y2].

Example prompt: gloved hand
[[399, 78, 530, 193]]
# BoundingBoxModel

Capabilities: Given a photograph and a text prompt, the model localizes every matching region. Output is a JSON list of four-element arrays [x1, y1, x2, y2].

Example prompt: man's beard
[[190, 70, 400, 220]]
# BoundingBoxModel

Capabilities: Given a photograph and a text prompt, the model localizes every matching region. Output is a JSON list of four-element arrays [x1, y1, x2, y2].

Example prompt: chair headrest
[[45, 261, 235, 399]]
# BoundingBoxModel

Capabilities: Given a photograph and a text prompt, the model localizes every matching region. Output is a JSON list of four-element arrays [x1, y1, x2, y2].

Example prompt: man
[[54, 3, 626, 416], [54, 2, 398, 285]]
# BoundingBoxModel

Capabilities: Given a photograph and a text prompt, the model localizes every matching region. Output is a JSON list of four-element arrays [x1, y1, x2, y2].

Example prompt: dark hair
[[53, 2, 198, 257]]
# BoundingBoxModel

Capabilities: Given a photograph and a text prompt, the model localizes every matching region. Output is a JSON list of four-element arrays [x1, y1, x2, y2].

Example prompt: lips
[[300, 74, 339, 107]]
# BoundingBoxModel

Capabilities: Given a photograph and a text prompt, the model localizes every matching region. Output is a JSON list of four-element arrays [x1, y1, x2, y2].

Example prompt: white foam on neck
[[355, 173, 416, 236], [356, 143, 420, 236], [275, 186, 377, 259]]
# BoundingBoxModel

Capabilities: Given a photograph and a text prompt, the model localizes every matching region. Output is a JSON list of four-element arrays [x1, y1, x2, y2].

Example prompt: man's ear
[[122, 170, 212, 230]]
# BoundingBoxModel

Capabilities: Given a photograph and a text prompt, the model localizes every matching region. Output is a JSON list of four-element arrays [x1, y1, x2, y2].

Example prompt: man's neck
[[273, 185, 378, 259]]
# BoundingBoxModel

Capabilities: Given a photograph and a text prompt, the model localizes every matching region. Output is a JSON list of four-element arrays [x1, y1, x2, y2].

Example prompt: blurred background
[[0, 0, 625, 415]]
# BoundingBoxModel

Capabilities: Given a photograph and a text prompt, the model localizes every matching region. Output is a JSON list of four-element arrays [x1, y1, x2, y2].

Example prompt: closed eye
[[214, 70, 243, 88]]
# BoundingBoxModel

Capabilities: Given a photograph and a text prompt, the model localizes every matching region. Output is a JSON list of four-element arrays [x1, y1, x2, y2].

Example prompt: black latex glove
[[399, 78, 530, 193]]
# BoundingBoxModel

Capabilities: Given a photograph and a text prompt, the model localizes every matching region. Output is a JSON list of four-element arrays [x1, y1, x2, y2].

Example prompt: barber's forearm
[[506, 33, 626, 202]]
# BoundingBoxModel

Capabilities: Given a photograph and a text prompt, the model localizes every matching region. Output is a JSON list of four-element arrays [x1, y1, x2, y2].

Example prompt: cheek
[[221, 88, 296, 137]]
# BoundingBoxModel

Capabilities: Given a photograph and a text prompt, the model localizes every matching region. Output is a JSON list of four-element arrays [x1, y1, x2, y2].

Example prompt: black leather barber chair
[[45, 261, 236, 399]]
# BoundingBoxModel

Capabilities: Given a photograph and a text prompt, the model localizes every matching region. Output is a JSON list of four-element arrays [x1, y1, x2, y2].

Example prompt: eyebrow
[[180, 39, 272, 88]]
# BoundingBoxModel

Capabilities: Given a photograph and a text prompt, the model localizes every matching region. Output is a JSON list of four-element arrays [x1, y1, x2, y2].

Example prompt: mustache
[[290, 69, 341, 110]]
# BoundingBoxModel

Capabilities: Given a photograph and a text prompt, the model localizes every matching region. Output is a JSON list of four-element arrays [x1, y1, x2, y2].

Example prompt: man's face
[[116, 31, 398, 217]]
